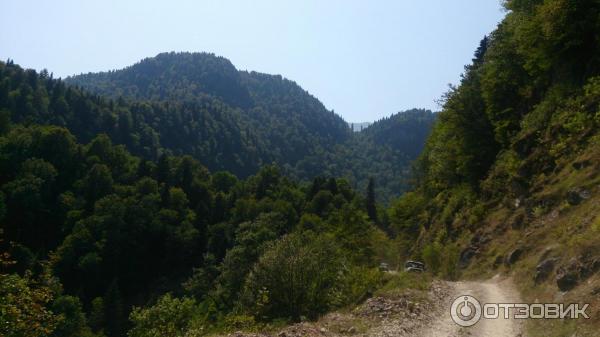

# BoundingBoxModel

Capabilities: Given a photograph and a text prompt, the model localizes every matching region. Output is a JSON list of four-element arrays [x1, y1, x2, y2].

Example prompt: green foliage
[[0, 192, 6, 222], [366, 177, 377, 222], [333, 266, 383, 306], [88, 297, 105, 334], [0, 264, 61, 337], [103, 280, 124, 337], [329, 204, 376, 265], [50, 295, 95, 337], [212, 214, 278, 308], [0, 56, 434, 202], [394, 0, 600, 262], [440, 243, 460, 280], [376, 272, 432, 296], [389, 191, 427, 240], [0, 108, 10, 134], [128, 294, 198, 337], [422, 243, 442, 275], [0, 120, 399, 335], [241, 232, 342, 321]]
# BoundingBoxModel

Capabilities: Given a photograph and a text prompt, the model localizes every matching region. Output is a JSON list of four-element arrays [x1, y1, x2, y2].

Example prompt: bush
[[51, 295, 95, 337], [128, 294, 198, 337], [242, 231, 341, 321], [422, 242, 442, 275], [440, 243, 460, 280], [0, 271, 61, 337], [333, 266, 383, 306]]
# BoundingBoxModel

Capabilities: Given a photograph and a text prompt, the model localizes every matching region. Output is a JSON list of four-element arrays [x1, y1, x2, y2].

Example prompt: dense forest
[[66, 52, 351, 173], [0, 122, 397, 337], [0, 56, 435, 202], [65, 52, 436, 200], [0, 52, 427, 337], [300, 109, 436, 204]]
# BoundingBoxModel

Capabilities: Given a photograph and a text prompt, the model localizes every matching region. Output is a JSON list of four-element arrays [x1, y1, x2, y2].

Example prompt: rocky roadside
[[221, 280, 451, 337]]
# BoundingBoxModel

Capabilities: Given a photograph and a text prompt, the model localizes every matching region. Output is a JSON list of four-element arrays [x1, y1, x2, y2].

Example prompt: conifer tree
[[366, 177, 377, 223]]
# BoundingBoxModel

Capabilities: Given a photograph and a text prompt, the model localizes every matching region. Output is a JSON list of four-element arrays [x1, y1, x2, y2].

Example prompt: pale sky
[[1, 0, 505, 122]]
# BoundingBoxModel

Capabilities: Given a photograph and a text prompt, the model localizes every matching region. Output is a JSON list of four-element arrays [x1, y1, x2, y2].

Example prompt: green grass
[[375, 271, 433, 297], [527, 319, 596, 337]]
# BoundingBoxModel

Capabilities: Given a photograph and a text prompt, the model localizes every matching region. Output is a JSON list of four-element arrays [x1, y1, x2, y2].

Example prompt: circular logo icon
[[450, 295, 482, 327]]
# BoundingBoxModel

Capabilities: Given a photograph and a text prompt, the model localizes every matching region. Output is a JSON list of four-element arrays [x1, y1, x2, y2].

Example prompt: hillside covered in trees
[[64, 52, 435, 200], [0, 52, 433, 337], [392, 0, 600, 256], [0, 122, 399, 337], [0, 58, 435, 202], [388, 1, 600, 333], [65, 52, 351, 174]]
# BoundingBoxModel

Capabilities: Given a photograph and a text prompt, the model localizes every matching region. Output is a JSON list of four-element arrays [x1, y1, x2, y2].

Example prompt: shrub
[[0, 271, 61, 337], [440, 243, 460, 280], [422, 242, 442, 275], [333, 266, 383, 306], [128, 294, 198, 337], [241, 231, 341, 321]]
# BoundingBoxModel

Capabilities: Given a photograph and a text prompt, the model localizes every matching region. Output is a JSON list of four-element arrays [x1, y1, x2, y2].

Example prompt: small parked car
[[379, 262, 390, 272], [404, 260, 425, 272]]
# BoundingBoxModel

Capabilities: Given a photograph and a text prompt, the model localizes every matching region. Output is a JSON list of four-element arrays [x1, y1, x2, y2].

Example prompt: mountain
[[0, 54, 434, 202], [67, 52, 253, 108], [64, 52, 435, 200], [0, 60, 266, 177], [304, 109, 436, 204], [362, 109, 435, 158], [66, 52, 350, 167]]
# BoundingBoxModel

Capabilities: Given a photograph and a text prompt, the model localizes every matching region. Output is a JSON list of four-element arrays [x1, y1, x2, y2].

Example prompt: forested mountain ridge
[[362, 109, 434, 158], [66, 52, 253, 108], [61, 52, 435, 200], [1, 56, 435, 205], [66, 52, 351, 167], [0, 59, 271, 177], [301, 109, 436, 205]]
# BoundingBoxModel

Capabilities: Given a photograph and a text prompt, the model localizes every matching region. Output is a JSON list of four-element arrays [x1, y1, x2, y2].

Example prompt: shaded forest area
[[0, 55, 426, 337]]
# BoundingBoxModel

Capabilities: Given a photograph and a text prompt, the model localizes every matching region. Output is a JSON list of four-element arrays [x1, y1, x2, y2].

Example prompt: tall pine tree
[[366, 177, 377, 223], [103, 279, 124, 337]]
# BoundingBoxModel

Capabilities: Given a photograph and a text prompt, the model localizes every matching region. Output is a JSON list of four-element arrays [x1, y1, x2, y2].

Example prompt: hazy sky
[[1, 0, 505, 122]]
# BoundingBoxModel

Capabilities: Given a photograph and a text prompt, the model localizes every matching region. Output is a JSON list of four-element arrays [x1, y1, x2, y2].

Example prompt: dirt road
[[419, 276, 524, 337]]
